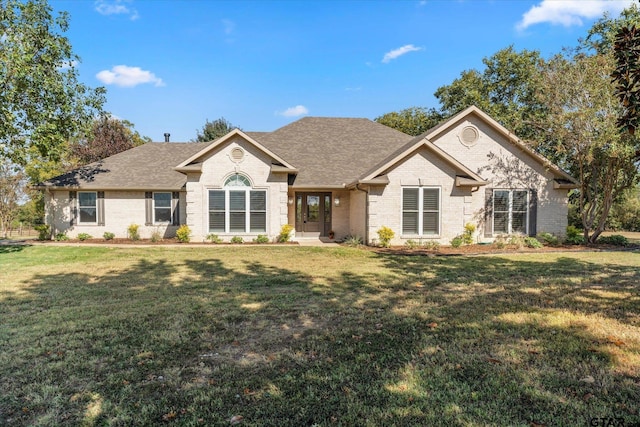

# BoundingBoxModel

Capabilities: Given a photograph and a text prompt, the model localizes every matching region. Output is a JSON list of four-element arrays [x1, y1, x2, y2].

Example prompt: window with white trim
[[493, 189, 528, 234], [153, 192, 172, 223], [78, 192, 97, 224], [402, 187, 440, 236], [209, 174, 266, 233]]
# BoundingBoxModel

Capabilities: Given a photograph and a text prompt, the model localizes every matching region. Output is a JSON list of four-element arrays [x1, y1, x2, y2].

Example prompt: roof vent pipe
[[164, 133, 170, 142]]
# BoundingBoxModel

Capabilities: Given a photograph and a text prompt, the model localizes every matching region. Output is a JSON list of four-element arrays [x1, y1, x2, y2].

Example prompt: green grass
[[1, 246, 639, 426]]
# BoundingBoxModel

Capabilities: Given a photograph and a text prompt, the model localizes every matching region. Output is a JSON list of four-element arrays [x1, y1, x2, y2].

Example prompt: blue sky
[[52, 0, 636, 142]]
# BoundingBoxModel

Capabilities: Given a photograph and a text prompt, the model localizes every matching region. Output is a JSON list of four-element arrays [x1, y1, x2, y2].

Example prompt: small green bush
[[537, 232, 559, 246], [565, 225, 585, 245], [77, 233, 92, 241], [127, 224, 140, 241], [176, 225, 191, 243], [150, 229, 162, 243], [277, 224, 294, 243], [254, 234, 270, 244], [597, 234, 628, 246], [35, 224, 50, 241], [103, 231, 115, 240], [206, 233, 222, 244], [230, 236, 244, 244], [343, 235, 363, 247], [377, 226, 395, 248], [55, 232, 69, 241], [450, 236, 463, 248], [405, 239, 419, 249], [508, 235, 524, 249], [523, 236, 543, 249], [462, 223, 476, 245], [422, 240, 440, 251]]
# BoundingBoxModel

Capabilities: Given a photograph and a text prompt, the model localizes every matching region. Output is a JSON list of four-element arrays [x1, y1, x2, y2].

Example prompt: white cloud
[[96, 65, 164, 88], [517, 0, 634, 30], [95, 0, 139, 20], [382, 44, 422, 63], [278, 105, 309, 117]]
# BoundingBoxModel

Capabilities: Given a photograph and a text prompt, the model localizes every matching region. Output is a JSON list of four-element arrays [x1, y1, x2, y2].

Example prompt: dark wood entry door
[[295, 192, 331, 237]]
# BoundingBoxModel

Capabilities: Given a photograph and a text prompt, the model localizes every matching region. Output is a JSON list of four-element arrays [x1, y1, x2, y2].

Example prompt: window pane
[[154, 192, 171, 207], [209, 191, 225, 210], [79, 192, 96, 207], [307, 195, 319, 221], [230, 191, 246, 211], [209, 212, 225, 232], [513, 191, 528, 212], [403, 188, 418, 210], [423, 212, 438, 235], [296, 195, 302, 223], [494, 212, 508, 234], [403, 212, 419, 234], [324, 195, 331, 223], [250, 212, 266, 232], [224, 174, 250, 187], [155, 208, 172, 222], [494, 191, 509, 212], [250, 191, 266, 211], [230, 212, 246, 232], [79, 208, 96, 223], [512, 212, 527, 234], [423, 189, 439, 211]]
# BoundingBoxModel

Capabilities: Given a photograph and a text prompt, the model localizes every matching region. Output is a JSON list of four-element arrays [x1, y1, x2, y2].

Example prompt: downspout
[[355, 183, 370, 244]]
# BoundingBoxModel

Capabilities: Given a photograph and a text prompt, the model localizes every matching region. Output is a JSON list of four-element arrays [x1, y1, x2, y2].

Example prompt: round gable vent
[[458, 125, 479, 147], [230, 147, 245, 163]]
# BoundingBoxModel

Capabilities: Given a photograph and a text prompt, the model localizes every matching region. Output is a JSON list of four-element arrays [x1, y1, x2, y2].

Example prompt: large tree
[[375, 107, 443, 136], [192, 117, 238, 142], [0, 0, 105, 165], [0, 160, 25, 238], [71, 116, 150, 165], [612, 24, 640, 136]]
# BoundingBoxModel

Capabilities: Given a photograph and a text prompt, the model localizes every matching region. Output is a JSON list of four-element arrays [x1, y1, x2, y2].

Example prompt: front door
[[295, 192, 331, 237]]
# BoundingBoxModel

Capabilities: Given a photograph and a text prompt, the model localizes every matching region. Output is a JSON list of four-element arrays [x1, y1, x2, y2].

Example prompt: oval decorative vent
[[230, 147, 245, 162], [459, 126, 479, 146]]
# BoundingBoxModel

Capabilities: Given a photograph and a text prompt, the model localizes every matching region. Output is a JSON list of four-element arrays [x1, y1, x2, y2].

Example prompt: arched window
[[209, 174, 266, 234]]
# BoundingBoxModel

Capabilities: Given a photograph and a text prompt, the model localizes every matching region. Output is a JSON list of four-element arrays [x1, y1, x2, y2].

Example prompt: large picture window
[[493, 190, 528, 234], [153, 192, 172, 223], [78, 192, 97, 224], [402, 187, 440, 236], [209, 174, 266, 233]]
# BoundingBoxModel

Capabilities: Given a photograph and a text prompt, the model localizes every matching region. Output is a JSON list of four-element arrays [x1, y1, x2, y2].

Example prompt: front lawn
[[1, 246, 638, 426]]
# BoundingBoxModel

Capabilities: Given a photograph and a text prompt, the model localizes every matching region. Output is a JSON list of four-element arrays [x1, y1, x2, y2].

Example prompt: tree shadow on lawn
[[1, 251, 639, 426]]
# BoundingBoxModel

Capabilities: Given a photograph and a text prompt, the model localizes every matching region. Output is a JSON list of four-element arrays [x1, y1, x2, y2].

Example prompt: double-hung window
[[209, 174, 266, 233], [78, 192, 97, 224], [402, 187, 440, 236], [493, 189, 528, 234], [153, 192, 172, 223]]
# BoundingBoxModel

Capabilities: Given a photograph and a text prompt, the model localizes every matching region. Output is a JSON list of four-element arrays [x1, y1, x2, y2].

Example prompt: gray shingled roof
[[40, 117, 414, 189], [38, 141, 212, 190], [255, 117, 413, 186]]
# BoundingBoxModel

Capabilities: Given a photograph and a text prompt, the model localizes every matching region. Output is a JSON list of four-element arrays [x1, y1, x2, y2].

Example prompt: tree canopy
[[375, 107, 443, 136], [192, 117, 239, 142], [0, 0, 105, 165]]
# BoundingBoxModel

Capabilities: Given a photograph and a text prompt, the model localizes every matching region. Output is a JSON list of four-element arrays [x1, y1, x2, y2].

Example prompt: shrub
[[277, 224, 294, 243], [150, 229, 162, 243], [254, 234, 270, 244], [77, 233, 92, 241], [508, 235, 524, 249], [206, 233, 222, 244], [422, 240, 440, 251], [405, 239, 419, 249], [103, 231, 115, 241], [55, 232, 69, 241], [176, 225, 191, 243], [230, 236, 244, 244], [450, 236, 463, 248], [537, 232, 559, 246], [565, 225, 585, 245], [377, 226, 395, 248], [127, 224, 140, 241], [523, 236, 543, 249], [35, 224, 50, 241], [493, 235, 506, 249], [597, 234, 628, 246], [343, 235, 363, 247], [462, 223, 476, 245]]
